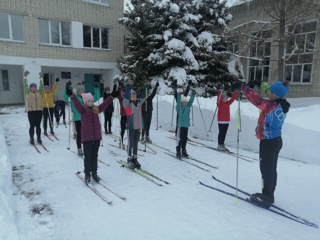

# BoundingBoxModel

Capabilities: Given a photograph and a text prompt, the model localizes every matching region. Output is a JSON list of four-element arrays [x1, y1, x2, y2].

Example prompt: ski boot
[[50, 128, 54, 135], [217, 144, 225, 151], [176, 151, 182, 159], [37, 137, 42, 144], [92, 172, 101, 183], [131, 155, 141, 169], [182, 150, 189, 158], [44, 129, 48, 136], [146, 136, 152, 143], [140, 136, 145, 143], [249, 193, 274, 208], [222, 144, 229, 152], [30, 138, 35, 145], [85, 174, 91, 185], [127, 157, 136, 169]]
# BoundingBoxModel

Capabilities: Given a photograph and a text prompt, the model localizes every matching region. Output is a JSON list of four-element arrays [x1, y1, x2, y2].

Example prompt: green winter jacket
[[176, 93, 195, 128]]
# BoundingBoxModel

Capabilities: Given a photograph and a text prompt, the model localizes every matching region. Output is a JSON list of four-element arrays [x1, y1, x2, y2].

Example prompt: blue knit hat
[[269, 81, 289, 98], [29, 83, 37, 88]]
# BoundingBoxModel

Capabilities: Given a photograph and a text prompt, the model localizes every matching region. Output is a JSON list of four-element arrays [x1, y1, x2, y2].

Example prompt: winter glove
[[220, 85, 224, 91], [94, 83, 100, 88], [177, 88, 183, 94], [231, 81, 244, 92], [66, 81, 72, 88], [119, 79, 124, 88], [127, 79, 134, 86], [188, 80, 194, 87], [56, 78, 60, 82], [24, 70, 30, 77], [39, 72, 44, 78], [66, 87, 73, 97], [155, 82, 159, 88], [261, 82, 270, 93], [248, 80, 261, 89]]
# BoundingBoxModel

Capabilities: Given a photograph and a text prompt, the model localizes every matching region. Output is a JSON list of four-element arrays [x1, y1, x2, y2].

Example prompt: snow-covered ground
[[0, 95, 319, 240]]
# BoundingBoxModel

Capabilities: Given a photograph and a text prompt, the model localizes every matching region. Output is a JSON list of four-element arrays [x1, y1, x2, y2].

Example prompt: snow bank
[[0, 120, 19, 240]]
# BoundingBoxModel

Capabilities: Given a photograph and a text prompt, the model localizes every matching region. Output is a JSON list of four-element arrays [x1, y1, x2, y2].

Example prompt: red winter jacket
[[217, 90, 237, 122], [71, 94, 113, 142]]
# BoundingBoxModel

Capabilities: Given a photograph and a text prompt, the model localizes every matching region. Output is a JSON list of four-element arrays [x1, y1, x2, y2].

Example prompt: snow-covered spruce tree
[[118, 0, 241, 96]]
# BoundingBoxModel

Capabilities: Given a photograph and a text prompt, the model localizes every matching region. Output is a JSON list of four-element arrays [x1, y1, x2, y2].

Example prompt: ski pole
[[235, 91, 242, 202], [156, 89, 158, 130], [144, 86, 147, 152], [209, 89, 223, 132], [95, 87, 103, 147], [171, 96, 175, 127], [67, 99, 71, 150], [196, 96, 209, 137], [191, 105, 194, 126]]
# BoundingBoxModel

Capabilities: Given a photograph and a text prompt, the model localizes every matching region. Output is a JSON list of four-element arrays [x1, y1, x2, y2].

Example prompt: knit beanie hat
[[44, 85, 50, 89], [82, 93, 94, 104], [181, 95, 188, 103], [105, 87, 110, 91], [269, 81, 289, 98], [222, 93, 227, 99], [130, 89, 137, 95], [76, 84, 85, 93], [29, 83, 37, 88]]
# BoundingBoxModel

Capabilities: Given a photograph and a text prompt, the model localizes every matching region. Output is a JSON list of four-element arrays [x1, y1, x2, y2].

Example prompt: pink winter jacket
[[71, 94, 113, 142]]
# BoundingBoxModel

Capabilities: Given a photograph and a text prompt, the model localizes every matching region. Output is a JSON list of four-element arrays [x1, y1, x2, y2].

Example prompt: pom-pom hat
[[29, 83, 37, 88], [82, 93, 94, 104], [269, 81, 289, 98]]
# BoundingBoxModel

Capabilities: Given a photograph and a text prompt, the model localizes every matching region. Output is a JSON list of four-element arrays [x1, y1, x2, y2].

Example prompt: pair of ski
[[29, 141, 49, 153], [43, 133, 59, 142], [117, 160, 169, 187], [200, 175, 318, 228], [167, 136, 256, 162], [164, 152, 218, 172], [75, 172, 126, 204]]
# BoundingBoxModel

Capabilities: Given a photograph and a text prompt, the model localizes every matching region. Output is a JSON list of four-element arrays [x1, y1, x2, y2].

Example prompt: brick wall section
[[229, 0, 320, 97], [0, 0, 125, 62]]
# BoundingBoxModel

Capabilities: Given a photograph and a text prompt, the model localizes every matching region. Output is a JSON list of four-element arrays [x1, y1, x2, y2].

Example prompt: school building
[[0, 0, 125, 105], [229, 0, 320, 98]]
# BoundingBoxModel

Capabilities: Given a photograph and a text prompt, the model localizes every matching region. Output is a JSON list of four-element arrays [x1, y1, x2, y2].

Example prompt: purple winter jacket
[[71, 94, 113, 143]]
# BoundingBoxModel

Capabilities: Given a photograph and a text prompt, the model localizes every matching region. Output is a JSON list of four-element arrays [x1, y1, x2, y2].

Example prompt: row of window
[[244, 21, 317, 84], [0, 12, 109, 50]]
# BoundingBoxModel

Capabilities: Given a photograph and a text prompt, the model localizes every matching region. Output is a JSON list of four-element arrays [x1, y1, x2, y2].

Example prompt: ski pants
[[55, 104, 65, 123], [120, 116, 127, 143], [104, 111, 113, 132], [127, 129, 140, 157], [28, 111, 42, 139], [176, 127, 188, 153], [43, 107, 54, 131], [259, 136, 282, 198], [141, 111, 152, 137], [83, 140, 100, 175], [218, 123, 229, 145], [74, 121, 82, 150]]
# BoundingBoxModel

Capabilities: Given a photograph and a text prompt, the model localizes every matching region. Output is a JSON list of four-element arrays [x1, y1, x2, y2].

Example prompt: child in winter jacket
[[176, 89, 195, 158], [42, 79, 58, 136], [216, 86, 238, 151], [122, 78, 148, 169], [25, 82, 44, 145], [116, 78, 127, 149], [232, 80, 290, 208], [66, 86, 114, 185], [103, 82, 117, 134]]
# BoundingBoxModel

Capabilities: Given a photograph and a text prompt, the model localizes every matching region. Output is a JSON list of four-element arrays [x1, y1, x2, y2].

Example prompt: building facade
[[0, 0, 125, 105], [229, 0, 320, 98]]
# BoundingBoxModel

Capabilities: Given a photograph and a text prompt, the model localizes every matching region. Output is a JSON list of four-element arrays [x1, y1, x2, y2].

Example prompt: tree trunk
[[278, 0, 286, 81]]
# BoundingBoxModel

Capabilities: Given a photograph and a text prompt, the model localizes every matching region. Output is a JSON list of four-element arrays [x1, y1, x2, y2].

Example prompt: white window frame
[[83, 25, 109, 50], [81, 0, 109, 7], [284, 20, 317, 84], [248, 29, 272, 83], [0, 12, 25, 42], [38, 19, 71, 46]]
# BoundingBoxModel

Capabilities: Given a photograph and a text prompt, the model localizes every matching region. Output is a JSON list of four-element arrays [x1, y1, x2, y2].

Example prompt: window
[[83, 0, 109, 5], [38, 19, 71, 46], [0, 12, 24, 42], [1, 70, 9, 91], [285, 21, 317, 83], [248, 29, 272, 82], [83, 25, 109, 49]]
